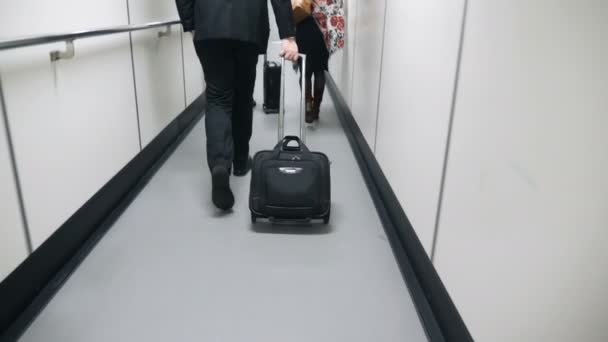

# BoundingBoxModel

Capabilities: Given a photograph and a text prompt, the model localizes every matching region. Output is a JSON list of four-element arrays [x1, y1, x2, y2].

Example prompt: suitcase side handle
[[278, 54, 307, 144]]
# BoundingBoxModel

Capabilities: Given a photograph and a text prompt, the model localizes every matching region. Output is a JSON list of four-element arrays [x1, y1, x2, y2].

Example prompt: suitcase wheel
[[251, 212, 258, 223], [323, 210, 330, 225]]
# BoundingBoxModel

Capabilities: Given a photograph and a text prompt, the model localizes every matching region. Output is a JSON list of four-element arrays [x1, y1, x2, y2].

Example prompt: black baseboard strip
[[0, 94, 206, 341], [326, 74, 473, 342]]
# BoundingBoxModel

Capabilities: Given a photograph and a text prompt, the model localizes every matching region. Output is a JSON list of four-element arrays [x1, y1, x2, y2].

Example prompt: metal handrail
[[0, 20, 181, 51]]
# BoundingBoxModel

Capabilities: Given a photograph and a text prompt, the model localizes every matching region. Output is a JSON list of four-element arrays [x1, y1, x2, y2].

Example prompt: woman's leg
[[305, 69, 314, 123], [312, 71, 326, 121]]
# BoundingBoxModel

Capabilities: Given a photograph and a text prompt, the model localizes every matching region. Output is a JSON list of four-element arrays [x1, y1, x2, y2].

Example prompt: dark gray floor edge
[[326, 73, 473, 342], [0, 94, 206, 342]]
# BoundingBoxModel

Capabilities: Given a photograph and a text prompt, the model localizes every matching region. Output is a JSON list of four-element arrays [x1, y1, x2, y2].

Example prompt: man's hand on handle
[[280, 37, 299, 62]]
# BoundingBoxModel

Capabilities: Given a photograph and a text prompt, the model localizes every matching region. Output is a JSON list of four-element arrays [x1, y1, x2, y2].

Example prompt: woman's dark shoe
[[306, 113, 315, 124], [312, 108, 320, 122], [211, 165, 234, 210], [313, 73, 326, 122], [312, 98, 322, 122], [305, 98, 315, 124], [233, 156, 253, 177]]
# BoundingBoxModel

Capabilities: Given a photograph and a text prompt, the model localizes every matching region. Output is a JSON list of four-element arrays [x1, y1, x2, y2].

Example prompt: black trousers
[[194, 39, 259, 169]]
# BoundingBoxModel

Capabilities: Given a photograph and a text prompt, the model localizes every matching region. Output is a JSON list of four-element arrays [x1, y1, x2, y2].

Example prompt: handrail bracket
[[50, 39, 75, 62], [158, 25, 172, 38]]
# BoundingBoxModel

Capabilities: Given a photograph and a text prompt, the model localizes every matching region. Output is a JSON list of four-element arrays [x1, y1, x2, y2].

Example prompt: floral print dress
[[312, 0, 346, 55]]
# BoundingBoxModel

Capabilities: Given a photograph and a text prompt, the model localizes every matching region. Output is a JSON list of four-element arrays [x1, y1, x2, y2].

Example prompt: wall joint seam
[[0, 75, 34, 254], [431, 0, 469, 262], [125, 0, 143, 151], [372, 0, 390, 154], [179, 29, 188, 108]]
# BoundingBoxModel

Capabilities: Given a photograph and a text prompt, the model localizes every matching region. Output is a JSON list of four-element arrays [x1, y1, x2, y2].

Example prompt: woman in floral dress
[[296, 0, 345, 124]]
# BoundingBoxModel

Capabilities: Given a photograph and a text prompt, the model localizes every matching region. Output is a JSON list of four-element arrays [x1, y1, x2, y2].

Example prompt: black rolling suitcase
[[250, 55, 331, 224], [263, 54, 281, 114]]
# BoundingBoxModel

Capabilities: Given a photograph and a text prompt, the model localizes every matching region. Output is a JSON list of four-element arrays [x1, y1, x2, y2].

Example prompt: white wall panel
[[434, 1, 608, 341], [0, 0, 129, 37], [0, 84, 28, 281], [127, 0, 177, 23], [0, 1, 140, 248], [349, 0, 386, 147], [328, 0, 358, 105], [375, 0, 465, 254], [128, 0, 186, 147], [182, 31, 205, 104]]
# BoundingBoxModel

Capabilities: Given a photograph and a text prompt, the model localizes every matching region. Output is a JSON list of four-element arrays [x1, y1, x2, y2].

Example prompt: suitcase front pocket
[[264, 161, 320, 209]]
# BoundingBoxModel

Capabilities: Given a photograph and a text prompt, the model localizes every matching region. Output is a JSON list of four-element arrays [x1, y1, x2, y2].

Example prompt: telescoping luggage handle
[[278, 54, 307, 144]]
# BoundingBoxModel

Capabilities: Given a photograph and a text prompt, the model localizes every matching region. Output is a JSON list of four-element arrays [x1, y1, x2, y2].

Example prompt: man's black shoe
[[211, 165, 234, 210], [233, 156, 253, 177]]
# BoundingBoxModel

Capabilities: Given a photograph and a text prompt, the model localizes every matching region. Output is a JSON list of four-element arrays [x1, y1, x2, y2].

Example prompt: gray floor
[[18, 64, 429, 342]]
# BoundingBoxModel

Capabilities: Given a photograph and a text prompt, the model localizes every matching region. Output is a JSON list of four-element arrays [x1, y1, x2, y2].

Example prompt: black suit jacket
[[176, 0, 296, 53]]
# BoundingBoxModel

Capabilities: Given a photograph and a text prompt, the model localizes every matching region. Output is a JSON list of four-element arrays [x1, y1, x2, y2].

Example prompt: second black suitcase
[[250, 55, 331, 224], [263, 55, 281, 114]]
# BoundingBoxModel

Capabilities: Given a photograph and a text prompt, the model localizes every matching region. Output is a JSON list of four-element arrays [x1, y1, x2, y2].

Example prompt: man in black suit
[[176, 0, 299, 210]]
